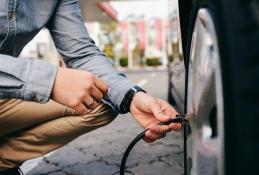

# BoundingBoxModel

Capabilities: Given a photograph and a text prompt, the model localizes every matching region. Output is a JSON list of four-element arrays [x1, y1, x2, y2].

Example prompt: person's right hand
[[51, 67, 108, 115]]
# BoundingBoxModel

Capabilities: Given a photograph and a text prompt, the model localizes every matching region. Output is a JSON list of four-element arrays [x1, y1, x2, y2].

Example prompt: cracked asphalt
[[24, 70, 184, 175]]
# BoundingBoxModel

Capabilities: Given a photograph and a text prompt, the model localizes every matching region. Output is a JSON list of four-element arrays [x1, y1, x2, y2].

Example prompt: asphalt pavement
[[22, 70, 184, 175]]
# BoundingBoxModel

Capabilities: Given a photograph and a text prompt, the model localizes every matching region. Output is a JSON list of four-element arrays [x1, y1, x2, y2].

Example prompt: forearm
[[65, 53, 136, 112], [0, 54, 57, 102], [47, 0, 136, 112]]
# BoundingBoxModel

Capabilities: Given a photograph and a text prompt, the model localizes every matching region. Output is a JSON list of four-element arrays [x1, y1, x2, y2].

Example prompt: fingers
[[157, 99, 178, 116], [90, 86, 103, 102], [144, 125, 170, 143], [94, 78, 108, 95], [169, 123, 182, 131], [144, 131, 165, 143], [143, 137, 155, 143], [150, 99, 182, 130], [143, 124, 182, 143], [83, 95, 98, 109], [74, 103, 89, 115], [78, 78, 106, 112], [150, 100, 170, 122]]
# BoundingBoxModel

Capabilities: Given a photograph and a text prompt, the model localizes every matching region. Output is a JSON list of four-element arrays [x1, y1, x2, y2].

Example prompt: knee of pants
[[77, 104, 118, 128]]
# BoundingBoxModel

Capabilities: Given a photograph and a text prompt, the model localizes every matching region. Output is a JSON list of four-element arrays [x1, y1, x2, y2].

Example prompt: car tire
[[185, 0, 259, 175]]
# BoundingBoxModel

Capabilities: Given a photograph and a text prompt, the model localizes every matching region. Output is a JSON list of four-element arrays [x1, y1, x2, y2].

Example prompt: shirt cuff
[[107, 75, 136, 113], [23, 59, 58, 103]]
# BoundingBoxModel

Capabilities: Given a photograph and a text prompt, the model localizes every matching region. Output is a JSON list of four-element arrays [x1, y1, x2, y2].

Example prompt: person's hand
[[130, 92, 181, 143], [51, 67, 108, 115]]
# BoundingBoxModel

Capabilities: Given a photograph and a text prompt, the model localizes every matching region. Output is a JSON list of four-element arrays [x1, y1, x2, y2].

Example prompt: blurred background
[[19, 0, 182, 71], [21, 1, 185, 175]]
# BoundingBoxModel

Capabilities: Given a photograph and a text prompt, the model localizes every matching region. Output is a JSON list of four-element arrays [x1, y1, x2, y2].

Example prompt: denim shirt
[[0, 0, 135, 113]]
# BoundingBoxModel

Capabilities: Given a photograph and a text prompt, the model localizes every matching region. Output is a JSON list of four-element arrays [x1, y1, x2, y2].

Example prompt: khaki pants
[[0, 99, 117, 170]]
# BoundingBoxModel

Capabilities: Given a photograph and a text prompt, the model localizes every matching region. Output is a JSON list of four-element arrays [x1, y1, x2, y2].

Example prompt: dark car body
[[167, 0, 219, 174], [168, 0, 259, 175], [167, 0, 190, 113]]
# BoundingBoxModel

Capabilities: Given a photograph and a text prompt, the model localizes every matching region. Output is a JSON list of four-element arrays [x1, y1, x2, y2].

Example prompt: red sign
[[136, 20, 146, 50], [98, 2, 118, 21], [119, 22, 129, 51], [154, 18, 163, 49]]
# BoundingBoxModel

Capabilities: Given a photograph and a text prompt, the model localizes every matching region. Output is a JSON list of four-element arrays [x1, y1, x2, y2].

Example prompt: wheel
[[185, 0, 259, 175], [186, 8, 223, 175]]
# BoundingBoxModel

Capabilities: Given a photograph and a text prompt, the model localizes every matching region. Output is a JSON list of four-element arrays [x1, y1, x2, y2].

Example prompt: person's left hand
[[130, 92, 182, 143]]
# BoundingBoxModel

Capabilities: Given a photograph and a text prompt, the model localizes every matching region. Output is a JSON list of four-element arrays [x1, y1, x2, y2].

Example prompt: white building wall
[[19, 29, 60, 65]]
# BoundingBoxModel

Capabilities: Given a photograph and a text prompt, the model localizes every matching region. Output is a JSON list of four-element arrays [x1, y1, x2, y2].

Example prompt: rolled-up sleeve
[[0, 54, 57, 103], [46, 0, 136, 112]]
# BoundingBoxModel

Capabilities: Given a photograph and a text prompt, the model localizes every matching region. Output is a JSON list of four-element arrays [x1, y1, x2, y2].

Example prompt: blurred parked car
[[167, 0, 259, 175]]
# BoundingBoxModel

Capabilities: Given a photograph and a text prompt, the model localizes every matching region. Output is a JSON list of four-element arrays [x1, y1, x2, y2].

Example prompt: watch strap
[[120, 86, 146, 114]]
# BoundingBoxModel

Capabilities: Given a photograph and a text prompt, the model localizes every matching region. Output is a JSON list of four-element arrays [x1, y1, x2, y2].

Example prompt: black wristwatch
[[120, 86, 146, 114]]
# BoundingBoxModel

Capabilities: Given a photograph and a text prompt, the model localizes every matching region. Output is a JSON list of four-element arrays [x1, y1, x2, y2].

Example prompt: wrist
[[119, 86, 146, 114], [129, 91, 146, 113]]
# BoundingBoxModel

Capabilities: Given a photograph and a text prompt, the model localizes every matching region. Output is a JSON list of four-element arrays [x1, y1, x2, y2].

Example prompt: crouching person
[[0, 0, 181, 174]]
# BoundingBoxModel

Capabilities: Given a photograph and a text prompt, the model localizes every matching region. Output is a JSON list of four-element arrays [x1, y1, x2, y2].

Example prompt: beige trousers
[[0, 99, 117, 170]]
